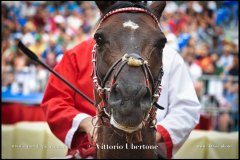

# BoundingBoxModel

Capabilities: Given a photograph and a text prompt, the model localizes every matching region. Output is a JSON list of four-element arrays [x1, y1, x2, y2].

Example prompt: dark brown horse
[[92, 1, 167, 159]]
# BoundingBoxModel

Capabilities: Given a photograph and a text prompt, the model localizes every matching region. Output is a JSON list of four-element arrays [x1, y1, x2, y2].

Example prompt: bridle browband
[[97, 7, 160, 29], [91, 7, 164, 142]]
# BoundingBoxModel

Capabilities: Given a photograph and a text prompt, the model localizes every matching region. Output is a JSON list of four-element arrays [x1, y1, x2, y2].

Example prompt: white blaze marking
[[123, 20, 139, 30]]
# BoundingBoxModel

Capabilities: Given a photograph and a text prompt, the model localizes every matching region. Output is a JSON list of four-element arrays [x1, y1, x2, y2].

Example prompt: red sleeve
[[41, 39, 95, 150], [156, 125, 173, 159]]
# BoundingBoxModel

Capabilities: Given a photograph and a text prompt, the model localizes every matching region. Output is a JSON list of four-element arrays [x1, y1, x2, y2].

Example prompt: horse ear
[[95, 1, 116, 13], [148, 1, 166, 20]]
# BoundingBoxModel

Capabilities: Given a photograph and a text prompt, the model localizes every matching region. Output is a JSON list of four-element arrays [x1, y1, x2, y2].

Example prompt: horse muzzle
[[108, 83, 152, 133]]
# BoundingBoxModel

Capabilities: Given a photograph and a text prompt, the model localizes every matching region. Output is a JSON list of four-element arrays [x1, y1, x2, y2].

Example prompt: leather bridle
[[91, 7, 164, 140]]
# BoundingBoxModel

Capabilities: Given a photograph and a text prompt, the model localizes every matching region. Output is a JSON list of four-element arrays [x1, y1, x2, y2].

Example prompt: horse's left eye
[[155, 37, 167, 49], [94, 33, 105, 46]]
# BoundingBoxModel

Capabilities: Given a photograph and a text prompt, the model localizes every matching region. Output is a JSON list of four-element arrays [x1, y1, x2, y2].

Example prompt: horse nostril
[[142, 89, 150, 101], [109, 83, 122, 105], [140, 88, 151, 109], [109, 84, 151, 108], [120, 101, 124, 105]]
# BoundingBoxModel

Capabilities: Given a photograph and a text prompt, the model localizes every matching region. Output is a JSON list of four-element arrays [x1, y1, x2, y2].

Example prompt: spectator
[[217, 44, 234, 74], [183, 47, 202, 83], [218, 80, 238, 132], [227, 53, 239, 76], [210, 34, 224, 56], [210, 53, 224, 75], [45, 52, 57, 69], [196, 43, 214, 74], [29, 34, 47, 57]]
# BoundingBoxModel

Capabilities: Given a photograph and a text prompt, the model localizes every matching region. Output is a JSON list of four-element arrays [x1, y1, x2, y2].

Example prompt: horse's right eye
[[94, 33, 105, 46]]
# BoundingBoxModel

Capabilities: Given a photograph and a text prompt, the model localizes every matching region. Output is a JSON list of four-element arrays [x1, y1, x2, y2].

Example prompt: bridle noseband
[[91, 7, 164, 142]]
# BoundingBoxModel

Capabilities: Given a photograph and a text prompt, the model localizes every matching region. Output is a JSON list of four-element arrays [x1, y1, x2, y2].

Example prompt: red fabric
[[2, 103, 46, 124], [167, 15, 189, 35], [196, 56, 213, 74], [68, 133, 96, 158], [195, 114, 212, 130], [156, 125, 173, 159], [41, 38, 96, 156], [49, 16, 57, 33]]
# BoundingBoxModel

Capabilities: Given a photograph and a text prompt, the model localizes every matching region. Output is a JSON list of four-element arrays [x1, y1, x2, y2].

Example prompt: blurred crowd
[[2, 1, 99, 94], [161, 1, 238, 132], [1, 1, 239, 132]]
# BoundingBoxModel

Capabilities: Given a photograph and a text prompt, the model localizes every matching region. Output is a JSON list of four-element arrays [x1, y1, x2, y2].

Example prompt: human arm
[[155, 49, 201, 158], [41, 39, 96, 152]]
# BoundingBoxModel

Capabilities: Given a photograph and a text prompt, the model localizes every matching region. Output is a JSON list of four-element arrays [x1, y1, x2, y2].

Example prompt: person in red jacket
[[41, 38, 96, 158]]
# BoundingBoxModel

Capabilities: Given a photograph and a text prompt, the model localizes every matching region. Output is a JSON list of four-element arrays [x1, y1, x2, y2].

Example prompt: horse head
[[92, 1, 166, 158]]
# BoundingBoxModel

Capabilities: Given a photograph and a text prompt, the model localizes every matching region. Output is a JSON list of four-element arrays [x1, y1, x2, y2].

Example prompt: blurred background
[[1, 1, 239, 159]]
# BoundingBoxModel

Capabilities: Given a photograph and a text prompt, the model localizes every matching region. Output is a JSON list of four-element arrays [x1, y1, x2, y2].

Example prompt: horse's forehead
[[102, 13, 155, 30], [98, 13, 162, 49], [123, 20, 139, 30]]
